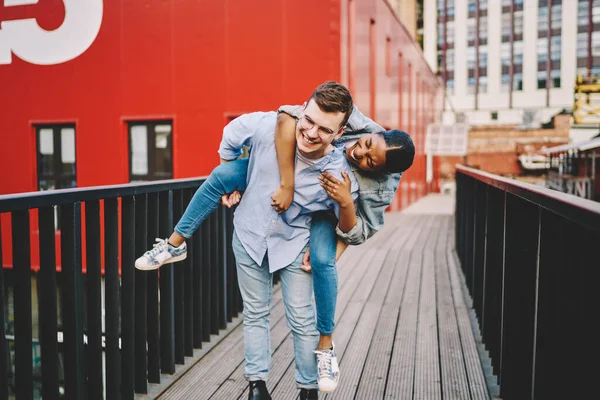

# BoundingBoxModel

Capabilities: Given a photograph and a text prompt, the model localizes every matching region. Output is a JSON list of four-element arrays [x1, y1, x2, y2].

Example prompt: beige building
[[388, 0, 418, 39]]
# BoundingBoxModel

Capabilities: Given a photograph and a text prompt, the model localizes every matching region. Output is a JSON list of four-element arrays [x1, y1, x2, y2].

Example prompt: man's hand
[[271, 185, 294, 214], [300, 249, 312, 273], [221, 190, 241, 208], [319, 171, 353, 208]]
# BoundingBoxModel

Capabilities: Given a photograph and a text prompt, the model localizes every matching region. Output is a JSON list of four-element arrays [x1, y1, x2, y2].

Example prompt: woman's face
[[346, 133, 387, 172]]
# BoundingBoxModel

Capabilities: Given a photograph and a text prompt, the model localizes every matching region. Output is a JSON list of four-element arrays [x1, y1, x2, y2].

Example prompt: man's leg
[[232, 231, 273, 382], [279, 247, 320, 391], [173, 158, 249, 241]]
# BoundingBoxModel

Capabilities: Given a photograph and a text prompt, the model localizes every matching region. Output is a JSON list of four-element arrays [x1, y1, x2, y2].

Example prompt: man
[[218, 82, 358, 399]]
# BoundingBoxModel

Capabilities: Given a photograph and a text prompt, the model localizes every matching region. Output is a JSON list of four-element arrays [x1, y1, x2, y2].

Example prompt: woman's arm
[[272, 112, 297, 213]]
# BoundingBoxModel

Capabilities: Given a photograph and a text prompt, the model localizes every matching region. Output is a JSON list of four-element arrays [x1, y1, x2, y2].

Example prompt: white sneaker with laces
[[315, 343, 340, 393], [135, 238, 187, 271]]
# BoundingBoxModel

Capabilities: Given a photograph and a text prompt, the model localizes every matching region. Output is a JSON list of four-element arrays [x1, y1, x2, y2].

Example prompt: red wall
[[0, 0, 440, 268]]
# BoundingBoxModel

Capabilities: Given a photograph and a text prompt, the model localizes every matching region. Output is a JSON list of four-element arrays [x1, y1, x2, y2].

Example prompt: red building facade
[[0, 0, 440, 268]]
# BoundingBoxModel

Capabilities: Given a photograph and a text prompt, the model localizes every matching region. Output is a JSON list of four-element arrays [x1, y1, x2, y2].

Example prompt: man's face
[[295, 99, 346, 158]]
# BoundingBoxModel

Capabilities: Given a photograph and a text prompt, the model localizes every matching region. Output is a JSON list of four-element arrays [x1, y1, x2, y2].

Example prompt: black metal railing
[[455, 165, 600, 400], [0, 177, 242, 400]]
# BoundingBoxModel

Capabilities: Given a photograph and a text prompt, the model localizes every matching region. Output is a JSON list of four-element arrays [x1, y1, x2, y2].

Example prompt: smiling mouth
[[300, 132, 318, 146], [348, 145, 360, 164]]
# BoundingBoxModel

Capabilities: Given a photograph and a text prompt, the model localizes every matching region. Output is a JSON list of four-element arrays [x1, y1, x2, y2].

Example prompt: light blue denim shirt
[[278, 105, 403, 245], [218, 111, 359, 273]]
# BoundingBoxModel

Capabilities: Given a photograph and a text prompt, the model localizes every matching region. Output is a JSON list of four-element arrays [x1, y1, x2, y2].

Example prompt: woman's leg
[[135, 158, 249, 270], [308, 211, 338, 341], [174, 158, 249, 240]]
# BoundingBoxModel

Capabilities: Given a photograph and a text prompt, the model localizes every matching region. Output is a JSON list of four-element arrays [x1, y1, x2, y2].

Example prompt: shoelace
[[145, 238, 168, 258], [315, 350, 333, 377]]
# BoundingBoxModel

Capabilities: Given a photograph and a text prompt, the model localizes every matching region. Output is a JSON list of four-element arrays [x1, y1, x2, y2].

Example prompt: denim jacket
[[278, 105, 402, 245]]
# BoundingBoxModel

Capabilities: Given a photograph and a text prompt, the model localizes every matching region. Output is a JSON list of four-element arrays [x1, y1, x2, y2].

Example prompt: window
[[578, 32, 588, 58], [550, 36, 561, 60], [479, 46, 488, 68], [579, 1, 589, 26], [447, 21, 455, 43], [514, 41, 524, 65], [537, 38, 548, 64], [468, 76, 476, 94], [479, 16, 488, 40], [501, 13, 511, 41], [467, 19, 476, 43], [514, 72, 523, 91], [538, 71, 547, 89], [538, 6, 549, 32], [447, 79, 455, 95], [467, 47, 476, 69], [479, 76, 488, 93], [501, 74, 510, 92], [446, 49, 455, 71], [468, 0, 476, 14], [129, 121, 173, 182], [491, 111, 498, 121], [551, 69, 561, 88], [437, 23, 445, 47], [514, 11, 524, 36], [480, 0, 488, 11], [36, 124, 76, 191], [551, 4, 562, 30], [501, 42, 511, 67], [593, 30, 600, 57]]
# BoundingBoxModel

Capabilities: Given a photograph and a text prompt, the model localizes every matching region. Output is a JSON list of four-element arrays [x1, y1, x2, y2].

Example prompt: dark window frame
[[128, 120, 174, 182], [35, 123, 77, 191]]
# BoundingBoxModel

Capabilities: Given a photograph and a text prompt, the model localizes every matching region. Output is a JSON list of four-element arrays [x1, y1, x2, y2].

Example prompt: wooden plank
[[384, 215, 435, 398], [436, 215, 472, 399], [354, 215, 428, 399], [413, 216, 443, 399], [446, 217, 491, 400]]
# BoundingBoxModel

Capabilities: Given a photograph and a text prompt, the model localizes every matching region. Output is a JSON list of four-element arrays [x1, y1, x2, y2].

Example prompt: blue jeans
[[174, 158, 338, 336], [233, 231, 319, 389]]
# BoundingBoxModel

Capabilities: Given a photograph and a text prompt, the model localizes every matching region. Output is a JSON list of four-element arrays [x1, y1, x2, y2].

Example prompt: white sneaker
[[315, 343, 340, 393], [135, 238, 187, 271]]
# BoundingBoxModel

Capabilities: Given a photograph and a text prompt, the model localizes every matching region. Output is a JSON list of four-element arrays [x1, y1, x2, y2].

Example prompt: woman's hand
[[301, 249, 312, 273], [271, 185, 294, 214], [319, 171, 353, 208], [221, 190, 241, 208]]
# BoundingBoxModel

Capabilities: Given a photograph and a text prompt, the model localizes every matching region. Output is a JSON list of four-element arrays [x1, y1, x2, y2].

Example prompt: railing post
[[85, 200, 103, 400], [183, 188, 194, 356], [500, 193, 539, 399], [38, 207, 59, 400], [12, 210, 33, 400], [104, 198, 121, 400], [134, 194, 148, 393], [201, 216, 212, 341], [121, 196, 136, 399], [192, 188, 204, 348], [146, 193, 161, 383], [159, 191, 175, 374], [60, 202, 85, 400], [172, 190, 185, 364], [0, 219, 9, 400]]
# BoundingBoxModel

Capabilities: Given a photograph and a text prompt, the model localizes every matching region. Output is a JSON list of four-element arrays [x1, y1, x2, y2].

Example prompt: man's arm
[[271, 112, 297, 212]]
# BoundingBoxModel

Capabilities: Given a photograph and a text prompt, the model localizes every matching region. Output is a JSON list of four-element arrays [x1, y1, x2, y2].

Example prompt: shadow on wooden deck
[[153, 194, 491, 400]]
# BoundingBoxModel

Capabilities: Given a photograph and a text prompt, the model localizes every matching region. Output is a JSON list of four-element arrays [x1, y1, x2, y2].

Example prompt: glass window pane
[[61, 128, 76, 164], [131, 125, 148, 175], [155, 125, 172, 175], [39, 128, 53, 155]]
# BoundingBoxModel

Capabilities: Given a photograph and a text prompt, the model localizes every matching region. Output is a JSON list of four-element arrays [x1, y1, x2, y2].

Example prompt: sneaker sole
[[135, 253, 187, 271]]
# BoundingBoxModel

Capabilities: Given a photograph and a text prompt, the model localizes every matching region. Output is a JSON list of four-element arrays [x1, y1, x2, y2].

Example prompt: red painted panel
[[0, 0, 440, 268]]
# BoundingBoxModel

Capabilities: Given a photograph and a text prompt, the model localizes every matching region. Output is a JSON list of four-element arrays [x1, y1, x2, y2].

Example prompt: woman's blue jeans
[[175, 158, 338, 336]]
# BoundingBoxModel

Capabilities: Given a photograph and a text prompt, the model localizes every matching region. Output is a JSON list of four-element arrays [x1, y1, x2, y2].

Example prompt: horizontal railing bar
[[0, 176, 208, 212], [456, 165, 600, 231]]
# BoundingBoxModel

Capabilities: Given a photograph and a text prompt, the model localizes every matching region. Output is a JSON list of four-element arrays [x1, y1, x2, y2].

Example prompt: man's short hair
[[379, 130, 415, 173], [308, 81, 354, 128]]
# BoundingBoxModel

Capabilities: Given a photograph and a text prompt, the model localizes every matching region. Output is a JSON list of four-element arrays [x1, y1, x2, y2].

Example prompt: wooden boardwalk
[[155, 194, 490, 400]]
